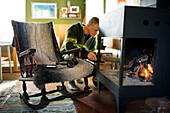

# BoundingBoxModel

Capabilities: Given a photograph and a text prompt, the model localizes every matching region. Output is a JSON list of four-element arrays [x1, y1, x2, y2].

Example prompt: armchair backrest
[[12, 21, 61, 65]]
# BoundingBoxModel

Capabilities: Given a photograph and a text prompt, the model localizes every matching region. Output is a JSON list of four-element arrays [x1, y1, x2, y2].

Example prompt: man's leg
[[68, 80, 81, 91]]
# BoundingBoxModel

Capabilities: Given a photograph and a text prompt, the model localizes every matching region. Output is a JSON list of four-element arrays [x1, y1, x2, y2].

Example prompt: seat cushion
[[33, 59, 94, 89]]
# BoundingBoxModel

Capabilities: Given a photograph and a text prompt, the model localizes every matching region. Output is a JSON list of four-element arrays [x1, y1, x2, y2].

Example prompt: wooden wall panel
[[54, 24, 72, 47]]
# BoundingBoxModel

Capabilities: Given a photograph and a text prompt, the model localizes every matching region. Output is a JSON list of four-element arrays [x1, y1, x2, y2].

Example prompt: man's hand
[[87, 52, 97, 61]]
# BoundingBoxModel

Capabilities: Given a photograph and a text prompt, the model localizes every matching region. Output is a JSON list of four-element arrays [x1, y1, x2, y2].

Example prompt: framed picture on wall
[[32, 2, 57, 19], [61, 7, 67, 12], [70, 6, 79, 13]]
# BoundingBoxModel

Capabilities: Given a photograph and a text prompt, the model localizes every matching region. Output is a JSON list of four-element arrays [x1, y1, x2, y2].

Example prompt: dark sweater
[[60, 22, 97, 59]]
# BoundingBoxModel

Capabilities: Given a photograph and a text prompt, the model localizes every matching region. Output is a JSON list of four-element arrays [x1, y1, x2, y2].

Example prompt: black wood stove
[[97, 3, 170, 113]]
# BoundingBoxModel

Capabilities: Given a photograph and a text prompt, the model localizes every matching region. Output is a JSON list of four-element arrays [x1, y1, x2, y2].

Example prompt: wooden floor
[[1, 72, 155, 113]]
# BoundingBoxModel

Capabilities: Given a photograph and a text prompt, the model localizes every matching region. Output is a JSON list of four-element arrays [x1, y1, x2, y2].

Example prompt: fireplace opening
[[99, 37, 157, 86], [123, 38, 157, 86]]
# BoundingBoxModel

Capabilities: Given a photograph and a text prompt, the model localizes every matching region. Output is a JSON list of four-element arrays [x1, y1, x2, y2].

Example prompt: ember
[[125, 54, 153, 82]]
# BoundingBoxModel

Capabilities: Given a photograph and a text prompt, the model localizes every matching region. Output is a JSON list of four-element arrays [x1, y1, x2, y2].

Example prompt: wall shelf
[[59, 9, 81, 19]]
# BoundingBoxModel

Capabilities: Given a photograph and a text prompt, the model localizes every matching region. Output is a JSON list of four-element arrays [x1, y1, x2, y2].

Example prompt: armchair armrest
[[60, 47, 82, 55], [19, 48, 36, 58], [19, 48, 37, 77]]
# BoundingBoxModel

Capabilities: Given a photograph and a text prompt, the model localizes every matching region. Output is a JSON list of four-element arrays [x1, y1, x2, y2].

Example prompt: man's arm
[[83, 36, 98, 60]]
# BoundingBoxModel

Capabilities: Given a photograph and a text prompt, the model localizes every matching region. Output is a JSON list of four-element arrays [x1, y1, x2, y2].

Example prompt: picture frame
[[31, 2, 57, 19], [70, 6, 79, 13], [117, 0, 126, 5], [61, 7, 67, 12]]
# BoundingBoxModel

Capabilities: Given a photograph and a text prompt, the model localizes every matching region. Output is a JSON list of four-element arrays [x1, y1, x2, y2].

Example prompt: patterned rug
[[0, 80, 18, 108], [0, 90, 77, 113]]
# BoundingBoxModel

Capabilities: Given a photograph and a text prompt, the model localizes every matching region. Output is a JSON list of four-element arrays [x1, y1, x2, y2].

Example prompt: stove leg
[[97, 81, 102, 94], [116, 97, 129, 113]]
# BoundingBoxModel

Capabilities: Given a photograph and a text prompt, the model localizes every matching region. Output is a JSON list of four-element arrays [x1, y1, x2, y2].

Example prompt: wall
[[26, 0, 85, 46], [26, 0, 85, 24], [86, 0, 104, 23], [0, 0, 25, 43]]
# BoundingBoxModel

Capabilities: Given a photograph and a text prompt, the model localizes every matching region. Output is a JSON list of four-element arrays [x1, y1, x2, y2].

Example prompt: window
[[86, 0, 104, 24], [0, 0, 25, 43]]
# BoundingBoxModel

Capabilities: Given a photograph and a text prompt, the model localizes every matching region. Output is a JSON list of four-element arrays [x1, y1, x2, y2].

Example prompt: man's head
[[87, 17, 99, 37]]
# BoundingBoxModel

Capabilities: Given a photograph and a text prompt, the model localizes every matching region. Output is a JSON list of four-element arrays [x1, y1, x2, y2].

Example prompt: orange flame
[[139, 64, 153, 80], [148, 64, 153, 73]]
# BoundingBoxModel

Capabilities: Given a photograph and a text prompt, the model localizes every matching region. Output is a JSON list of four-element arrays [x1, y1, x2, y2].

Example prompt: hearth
[[97, 5, 170, 113]]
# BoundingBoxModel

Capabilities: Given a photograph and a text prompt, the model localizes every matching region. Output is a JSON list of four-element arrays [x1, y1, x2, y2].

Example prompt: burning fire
[[126, 55, 153, 82], [147, 64, 153, 73], [140, 65, 152, 78], [133, 64, 153, 82]]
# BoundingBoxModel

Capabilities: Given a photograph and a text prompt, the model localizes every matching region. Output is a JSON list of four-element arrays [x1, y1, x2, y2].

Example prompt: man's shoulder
[[68, 22, 83, 31], [71, 21, 83, 27]]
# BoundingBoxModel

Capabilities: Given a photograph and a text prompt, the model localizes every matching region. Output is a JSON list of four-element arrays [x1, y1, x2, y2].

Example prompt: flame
[[148, 64, 153, 73], [139, 64, 153, 81], [128, 54, 153, 82]]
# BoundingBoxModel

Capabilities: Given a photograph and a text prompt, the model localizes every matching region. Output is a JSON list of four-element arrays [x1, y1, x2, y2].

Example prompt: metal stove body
[[97, 6, 170, 113]]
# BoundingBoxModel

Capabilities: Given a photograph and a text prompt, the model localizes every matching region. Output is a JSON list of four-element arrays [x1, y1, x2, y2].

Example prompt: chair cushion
[[33, 59, 94, 89]]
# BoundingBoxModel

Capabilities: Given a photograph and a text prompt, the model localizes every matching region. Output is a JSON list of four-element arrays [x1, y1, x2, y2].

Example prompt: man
[[60, 17, 99, 91]]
